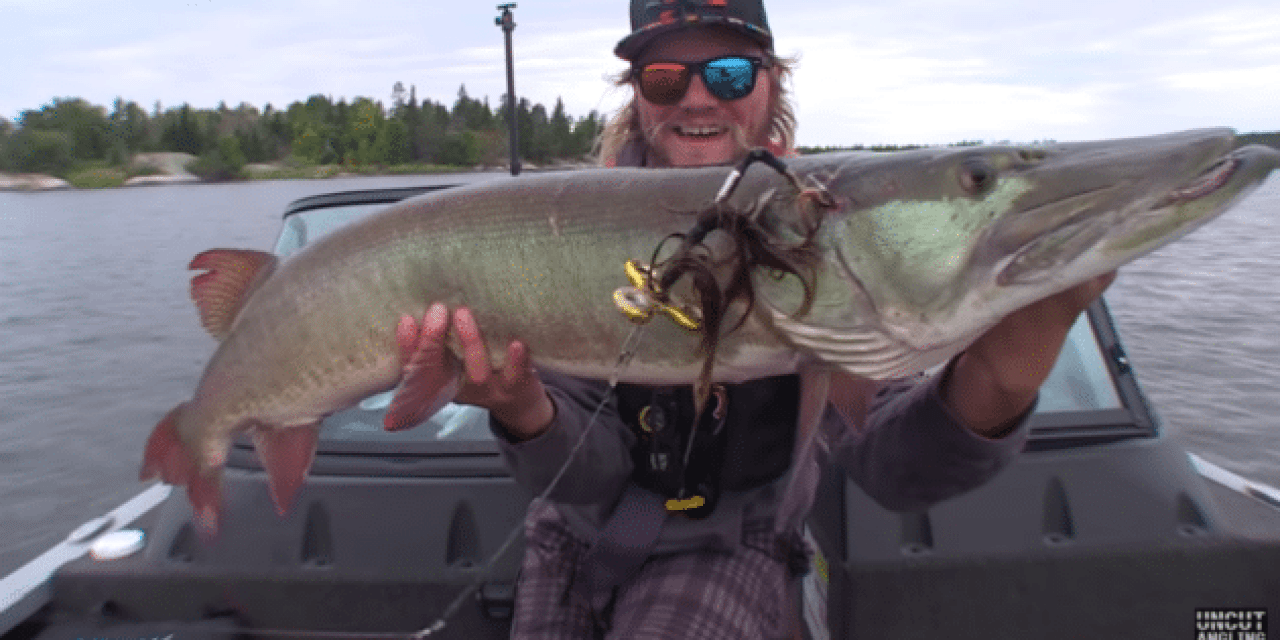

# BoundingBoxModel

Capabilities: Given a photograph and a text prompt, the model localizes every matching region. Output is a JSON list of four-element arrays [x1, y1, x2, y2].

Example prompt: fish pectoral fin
[[774, 368, 830, 533], [187, 470, 224, 540], [140, 402, 224, 537], [140, 403, 192, 485], [384, 347, 462, 432], [767, 307, 941, 380], [188, 249, 278, 341], [250, 423, 320, 517]]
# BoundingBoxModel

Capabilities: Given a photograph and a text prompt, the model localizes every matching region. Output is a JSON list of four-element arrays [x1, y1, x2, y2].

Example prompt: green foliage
[[0, 118, 12, 171], [106, 140, 129, 166], [375, 120, 411, 165], [235, 127, 272, 163], [453, 85, 494, 130], [437, 130, 480, 166], [5, 128, 75, 174], [19, 89, 1280, 187], [65, 161, 127, 188], [187, 135, 247, 181], [572, 111, 602, 159], [5, 84, 622, 180], [291, 124, 326, 164], [126, 163, 164, 179], [548, 98, 573, 159], [797, 143, 926, 154], [1238, 132, 1280, 151], [218, 134, 247, 167], [20, 97, 112, 161], [159, 104, 204, 154]]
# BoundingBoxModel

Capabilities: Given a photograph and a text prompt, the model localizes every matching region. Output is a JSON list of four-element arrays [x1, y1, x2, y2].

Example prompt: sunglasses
[[634, 55, 768, 106]]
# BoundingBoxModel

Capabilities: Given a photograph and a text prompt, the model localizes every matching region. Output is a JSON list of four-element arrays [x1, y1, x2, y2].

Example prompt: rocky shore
[[0, 152, 587, 191], [0, 152, 198, 191], [123, 152, 199, 186], [0, 173, 71, 190]]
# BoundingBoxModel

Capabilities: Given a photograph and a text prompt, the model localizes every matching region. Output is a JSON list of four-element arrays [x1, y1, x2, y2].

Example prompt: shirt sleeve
[[488, 369, 637, 505], [830, 362, 1033, 512]]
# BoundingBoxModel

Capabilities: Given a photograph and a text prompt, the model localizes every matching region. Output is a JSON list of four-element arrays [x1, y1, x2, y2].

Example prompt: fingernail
[[427, 302, 447, 323]]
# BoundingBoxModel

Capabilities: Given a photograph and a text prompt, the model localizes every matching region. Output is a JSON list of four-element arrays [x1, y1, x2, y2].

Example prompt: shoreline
[[0, 159, 584, 192], [0, 173, 72, 191]]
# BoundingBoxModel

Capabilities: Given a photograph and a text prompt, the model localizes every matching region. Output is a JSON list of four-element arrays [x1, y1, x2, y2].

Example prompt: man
[[397, 1, 1113, 637]]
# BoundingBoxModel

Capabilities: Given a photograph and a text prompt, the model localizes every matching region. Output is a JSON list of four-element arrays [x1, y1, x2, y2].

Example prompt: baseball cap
[[615, 0, 774, 61]]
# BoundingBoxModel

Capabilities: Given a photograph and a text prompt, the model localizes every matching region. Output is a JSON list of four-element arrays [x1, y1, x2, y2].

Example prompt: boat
[[3, 184, 1277, 640]]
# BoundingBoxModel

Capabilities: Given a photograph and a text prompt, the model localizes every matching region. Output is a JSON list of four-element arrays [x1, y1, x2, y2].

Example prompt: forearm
[[832, 367, 1031, 511], [943, 272, 1115, 436], [489, 370, 636, 504], [942, 328, 1069, 437]]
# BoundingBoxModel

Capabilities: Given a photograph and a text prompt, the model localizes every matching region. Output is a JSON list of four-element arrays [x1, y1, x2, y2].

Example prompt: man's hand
[[942, 271, 1117, 437], [397, 302, 555, 441]]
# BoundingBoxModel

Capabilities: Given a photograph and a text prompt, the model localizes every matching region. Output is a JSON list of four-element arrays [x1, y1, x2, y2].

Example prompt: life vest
[[614, 374, 799, 518]]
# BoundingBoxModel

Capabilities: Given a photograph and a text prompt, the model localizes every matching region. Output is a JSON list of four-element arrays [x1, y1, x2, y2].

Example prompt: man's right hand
[[397, 302, 555, 441]]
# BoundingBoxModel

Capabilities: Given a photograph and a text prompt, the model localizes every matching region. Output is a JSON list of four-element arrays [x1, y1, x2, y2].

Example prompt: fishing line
[[412, 323, 648, 637], [177, 152, 821, 638], [231, 324, 649, 639]]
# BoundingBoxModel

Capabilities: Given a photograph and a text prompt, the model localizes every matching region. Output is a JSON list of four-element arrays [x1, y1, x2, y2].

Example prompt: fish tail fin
[[140, 403, 224, 537]]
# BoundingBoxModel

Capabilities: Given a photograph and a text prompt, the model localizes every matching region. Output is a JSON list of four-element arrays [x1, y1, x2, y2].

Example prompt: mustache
[[641, 118, 751, 165]]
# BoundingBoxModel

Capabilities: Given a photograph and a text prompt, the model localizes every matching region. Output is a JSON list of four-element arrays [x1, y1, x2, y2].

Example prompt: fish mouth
[[1155, 156, 1240, 207]]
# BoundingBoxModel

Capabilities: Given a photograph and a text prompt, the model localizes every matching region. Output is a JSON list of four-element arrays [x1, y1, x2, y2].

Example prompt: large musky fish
[[141, 128, 1279, 532]]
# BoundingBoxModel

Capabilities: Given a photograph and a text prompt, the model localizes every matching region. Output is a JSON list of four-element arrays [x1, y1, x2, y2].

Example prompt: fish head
[[983, 129, 1278, 289], [761, 129, 1279, 377]]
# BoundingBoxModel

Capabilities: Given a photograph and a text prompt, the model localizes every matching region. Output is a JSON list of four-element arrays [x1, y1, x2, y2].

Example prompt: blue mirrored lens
[[703, 58, 756, 100]]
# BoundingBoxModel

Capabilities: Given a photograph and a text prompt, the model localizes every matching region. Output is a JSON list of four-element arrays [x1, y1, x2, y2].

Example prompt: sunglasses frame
[[632, 55, 770, 106]]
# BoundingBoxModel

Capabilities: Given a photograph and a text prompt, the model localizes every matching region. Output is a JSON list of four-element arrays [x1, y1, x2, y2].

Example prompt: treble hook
[[714, 148, 836, 212]]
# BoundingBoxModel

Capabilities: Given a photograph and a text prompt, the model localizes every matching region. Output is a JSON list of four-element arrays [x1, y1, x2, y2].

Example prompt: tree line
[[5, 90, 1274, 180], [1237, 132, 1280, 150], [0, 82, 603, 179]]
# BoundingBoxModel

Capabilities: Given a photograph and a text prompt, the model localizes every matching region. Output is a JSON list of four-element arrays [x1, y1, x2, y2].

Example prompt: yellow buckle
[[664, 495, 706, 512], [612, 260, 702, 332]]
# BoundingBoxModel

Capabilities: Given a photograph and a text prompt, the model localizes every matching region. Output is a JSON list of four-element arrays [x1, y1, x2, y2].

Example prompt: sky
[[2, 0, 1277, 146]]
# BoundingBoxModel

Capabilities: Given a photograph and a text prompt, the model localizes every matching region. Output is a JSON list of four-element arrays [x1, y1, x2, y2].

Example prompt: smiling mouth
[[674, 125, 727, 139]]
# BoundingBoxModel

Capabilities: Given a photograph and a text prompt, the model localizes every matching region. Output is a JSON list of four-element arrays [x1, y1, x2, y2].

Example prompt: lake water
[[1, 171, 1277, 578]]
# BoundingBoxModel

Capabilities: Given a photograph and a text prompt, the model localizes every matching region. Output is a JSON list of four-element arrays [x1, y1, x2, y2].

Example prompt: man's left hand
[[942, 271, 1117, 437]]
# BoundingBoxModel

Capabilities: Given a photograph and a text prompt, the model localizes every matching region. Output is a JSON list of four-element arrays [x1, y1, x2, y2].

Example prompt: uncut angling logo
[[1196, 609, 1268, 640]]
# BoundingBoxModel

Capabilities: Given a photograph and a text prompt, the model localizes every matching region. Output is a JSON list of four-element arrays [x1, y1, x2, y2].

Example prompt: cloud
[[1, 0, 1274, 141], [1163, 65, 1280, 93]]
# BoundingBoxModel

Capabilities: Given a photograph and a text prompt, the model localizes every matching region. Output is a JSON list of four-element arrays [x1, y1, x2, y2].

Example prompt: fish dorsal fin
[[189, 249, 277, 341], [773, 368, 829, 533]]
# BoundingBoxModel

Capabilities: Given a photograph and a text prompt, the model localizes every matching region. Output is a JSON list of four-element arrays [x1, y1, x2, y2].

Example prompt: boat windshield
[[1037, 316, 1122, 412], [275, 196, 1126, 450], [274, 204, 394, 259]]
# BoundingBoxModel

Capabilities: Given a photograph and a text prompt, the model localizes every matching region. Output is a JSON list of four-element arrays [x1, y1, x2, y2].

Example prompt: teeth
[[676, 125, 724, 137]]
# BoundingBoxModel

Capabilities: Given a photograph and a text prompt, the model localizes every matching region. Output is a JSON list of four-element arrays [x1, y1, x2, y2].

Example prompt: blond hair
[[596, 53, 798, 166]]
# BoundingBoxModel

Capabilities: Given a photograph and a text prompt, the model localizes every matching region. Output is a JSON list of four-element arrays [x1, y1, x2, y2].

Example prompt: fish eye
[[959, 158, 996, 196]]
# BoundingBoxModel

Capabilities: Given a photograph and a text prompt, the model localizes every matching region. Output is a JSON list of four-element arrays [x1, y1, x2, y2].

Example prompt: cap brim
[[615, 19, 773, 61]]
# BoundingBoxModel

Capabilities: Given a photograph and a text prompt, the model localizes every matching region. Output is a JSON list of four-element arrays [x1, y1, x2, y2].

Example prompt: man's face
[[633, 28, 774, 168]]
